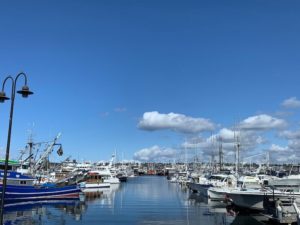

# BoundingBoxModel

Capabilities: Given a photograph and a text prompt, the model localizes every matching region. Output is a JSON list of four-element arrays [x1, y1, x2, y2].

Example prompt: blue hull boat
[[1, 184, 80, 203], [0, 170, 81, 204]]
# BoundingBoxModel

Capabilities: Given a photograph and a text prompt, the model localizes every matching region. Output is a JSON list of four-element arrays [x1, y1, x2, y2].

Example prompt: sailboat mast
[[234, 130, 238, 176], [218, 136, 223, 171], [185, 138, 187, 172]]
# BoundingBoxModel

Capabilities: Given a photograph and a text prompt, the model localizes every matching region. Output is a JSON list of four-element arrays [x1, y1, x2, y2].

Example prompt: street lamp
[[0, 72, 33, 224]]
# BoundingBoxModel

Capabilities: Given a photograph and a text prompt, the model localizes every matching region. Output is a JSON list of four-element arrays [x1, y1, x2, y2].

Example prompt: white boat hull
[[80, 182, 110, 190], [104, 177, 120, 184], [208, 188, 227, 201], [228, 189, 292, 211], [228, 191, 265, 210]]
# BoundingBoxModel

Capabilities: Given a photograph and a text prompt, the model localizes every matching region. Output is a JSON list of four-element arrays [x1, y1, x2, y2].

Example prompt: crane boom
[[33, 133, 61, 172]]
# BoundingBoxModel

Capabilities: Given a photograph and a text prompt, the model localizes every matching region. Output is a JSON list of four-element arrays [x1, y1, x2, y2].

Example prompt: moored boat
[[0, 170, 81, 204], [79, 171, 111, 191], [189, 174, 230, 197]]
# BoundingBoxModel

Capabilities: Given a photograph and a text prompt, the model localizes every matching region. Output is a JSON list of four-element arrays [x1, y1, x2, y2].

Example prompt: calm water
[[3, 176, 265, 225]]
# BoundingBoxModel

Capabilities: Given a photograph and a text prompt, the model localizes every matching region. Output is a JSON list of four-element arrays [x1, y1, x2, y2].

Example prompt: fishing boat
[[0, 170, 81, 204]]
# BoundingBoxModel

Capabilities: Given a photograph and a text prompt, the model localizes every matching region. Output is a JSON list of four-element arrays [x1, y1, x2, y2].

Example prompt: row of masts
[[180, 130, 271, 176]]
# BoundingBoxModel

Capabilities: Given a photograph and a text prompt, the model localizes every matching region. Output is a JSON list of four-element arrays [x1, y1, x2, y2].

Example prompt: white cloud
[[282, 97, 300, 108], [263, 142, 300, 163], [133, 145, 177, 162], [239, 114, 287, 130], [279, 129, 300, 151], [288, 140, 300, 150], [269, 144, 288, 152], [180, 128, 265, 162], [277, 154, 297, 162], [138, 111, 215, 133], [279, 130, 300, 139], [217, 128, 236, 142]]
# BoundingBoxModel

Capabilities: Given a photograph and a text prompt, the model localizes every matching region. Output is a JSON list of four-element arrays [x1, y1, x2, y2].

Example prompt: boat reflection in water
[[3, 198, 86, 224], [188, 192, 236, 225], [1, 177, 271, 225], [3, 183, 121, 224], [230, 214, 267, 225], [81, 183, 120, 207]]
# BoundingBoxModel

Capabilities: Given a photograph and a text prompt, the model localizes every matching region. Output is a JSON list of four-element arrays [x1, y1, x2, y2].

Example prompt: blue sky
[[0, 0, 300, 163]]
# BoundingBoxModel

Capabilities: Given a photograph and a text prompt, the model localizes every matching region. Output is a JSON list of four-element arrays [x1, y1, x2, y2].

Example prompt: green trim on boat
[[0, 159, 20, 165]]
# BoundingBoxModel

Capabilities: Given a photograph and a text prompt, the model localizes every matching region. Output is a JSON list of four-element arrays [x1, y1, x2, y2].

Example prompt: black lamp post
[[0, 72, 33, 224]]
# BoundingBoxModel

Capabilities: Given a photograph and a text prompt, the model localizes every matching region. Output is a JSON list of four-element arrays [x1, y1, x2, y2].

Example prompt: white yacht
[[227, 175, 300, 211], [268, 174, 300, 192], [79, 171, 111, 191], [227, 187, 289, 211], [189, 174, 230, 197], [90, 166, 120, 184], [207, 175, 237, 201]]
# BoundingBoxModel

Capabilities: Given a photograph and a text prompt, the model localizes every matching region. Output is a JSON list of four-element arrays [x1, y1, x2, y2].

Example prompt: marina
[[2, 170, 300, 225], [2, 176, 235, 225], [1, 133, 300, 224], [1, 1, 300, 224], [2, 138, 300, 224]]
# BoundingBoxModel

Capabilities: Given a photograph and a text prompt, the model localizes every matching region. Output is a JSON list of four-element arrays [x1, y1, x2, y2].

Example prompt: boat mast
[[210, 133, 215, 173], [185, 138, 187, 172], [28, 134, 34, 174], [234, 129, 240, 176], [218, 136, 223, 171], [237, 135, 240, 175]]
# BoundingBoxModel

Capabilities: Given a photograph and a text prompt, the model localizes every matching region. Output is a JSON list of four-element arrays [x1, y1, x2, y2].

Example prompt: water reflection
[[4, 199, 85, 225], [1, 177, 271, 225], [230, 214, 267, 225], [81, 184, 120, 209], [3, 184, 120, 225], [187, 192, 235, 225]]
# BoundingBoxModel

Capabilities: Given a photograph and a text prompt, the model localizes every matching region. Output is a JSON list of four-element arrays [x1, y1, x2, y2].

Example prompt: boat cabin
[[0, 170, 35, 186], [85, 172, 104, 184]]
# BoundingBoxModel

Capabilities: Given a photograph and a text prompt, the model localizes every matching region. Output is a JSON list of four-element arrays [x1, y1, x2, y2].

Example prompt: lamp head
[[57, 146, 63, 156], [17, 85, 33, 98], [0, 91, 10, 103]]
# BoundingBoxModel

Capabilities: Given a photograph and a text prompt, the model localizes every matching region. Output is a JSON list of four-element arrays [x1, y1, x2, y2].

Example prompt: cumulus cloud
[[180, 128, 265, 163], [133, 145, 177, 162], [181, 136, 208, 149], [279, 129, 300, 151], [282, 97, 300, 108], [263, 128, 300, 163], [288, 139, 300, 150], [269, 144, 288, 152], [211, 128, 264, 150], [138, 111, 215, 133], [268, 145, 297, 163], [277, 154, 297, 162], [279, 130, 300, 139], [239, 114, 287, 131], [216, 128, 236, 143]]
